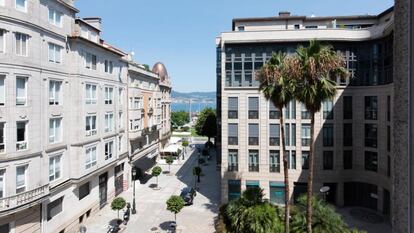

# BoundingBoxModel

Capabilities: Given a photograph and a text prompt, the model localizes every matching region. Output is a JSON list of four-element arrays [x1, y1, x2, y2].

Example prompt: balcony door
[[99, 172, 108, 209]]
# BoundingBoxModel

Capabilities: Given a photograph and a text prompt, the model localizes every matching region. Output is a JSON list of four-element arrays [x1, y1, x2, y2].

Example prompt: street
[[84, 143, 220, 233]]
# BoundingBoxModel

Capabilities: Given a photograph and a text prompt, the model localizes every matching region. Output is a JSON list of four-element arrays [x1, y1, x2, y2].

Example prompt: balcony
[[142, 127, 151, 135], [228, 137, 238, 145], [0, 184, 49, 213], [227, 164, 238, 172], [248, 165, 259, 172], [269, 165, 280, 173]]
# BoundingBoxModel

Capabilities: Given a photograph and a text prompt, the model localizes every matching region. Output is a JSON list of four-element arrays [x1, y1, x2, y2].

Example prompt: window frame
[[48, 43, 62, 64], [85, 115, 97, 136], [15, 32, 28, 56], [85, 83, 97, 104], [49, 80, 62, 105], [49, 154, 62, 182], [104, 86, 113, 105], [16, 76, 27, 106], [16, 165, 27, 193], [48, 7, 62, 27], [104, 112, 114, 133], [104, 140, 114, 160], [15, 0, 27, 12], [85, 146, 97, 169], [49, 118, 62, 144], [16, 121, 27, 151]]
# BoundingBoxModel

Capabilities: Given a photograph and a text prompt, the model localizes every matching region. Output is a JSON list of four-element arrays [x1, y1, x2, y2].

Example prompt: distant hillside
[[172, 91, 216, 100]]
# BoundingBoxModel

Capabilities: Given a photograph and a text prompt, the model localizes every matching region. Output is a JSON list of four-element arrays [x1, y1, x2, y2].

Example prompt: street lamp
[[320, 186, 330, 202], [131, 166, 137, 214]]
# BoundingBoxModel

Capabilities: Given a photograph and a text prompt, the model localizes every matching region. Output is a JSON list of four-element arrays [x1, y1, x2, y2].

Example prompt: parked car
[[180, 187, 196, 205]]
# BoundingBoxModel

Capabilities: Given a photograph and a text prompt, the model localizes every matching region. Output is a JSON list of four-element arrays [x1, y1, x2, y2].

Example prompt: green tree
[[143, 64, 150, 71], [111, 197, 126, 219], [291, 40, 347, 233], [171, 111, 189, 128], [165, 155, 174, 173], [151, 166, 162, 188], [225, 187, 283, 233], [256, 52, 296, 233], [182, 140, 189, 159], [166, 195, 185, 223], [290, 195, 350, 233], [195, 108, 217, 142], [193, 166, 202, 187]]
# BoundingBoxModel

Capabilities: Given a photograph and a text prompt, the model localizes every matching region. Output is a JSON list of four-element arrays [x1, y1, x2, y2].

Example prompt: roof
[[75, 18, 101, 32], [56, 0, 79, 13], [232, 6, 394, 30], [68, 36, 127, 57]]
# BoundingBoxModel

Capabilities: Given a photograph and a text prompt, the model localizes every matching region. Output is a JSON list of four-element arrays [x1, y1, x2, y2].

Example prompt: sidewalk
[[83, 143, 220, 233]]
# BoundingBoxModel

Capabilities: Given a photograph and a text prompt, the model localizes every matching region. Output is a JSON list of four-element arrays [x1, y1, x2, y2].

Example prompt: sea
[[171, 102, 216, 112]]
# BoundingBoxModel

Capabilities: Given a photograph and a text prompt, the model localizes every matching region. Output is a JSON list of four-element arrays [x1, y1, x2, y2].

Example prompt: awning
[[160, 144, 182, 153], [146, 149, 158, 159], [246, 180, 260, 186], [169, 137, 182, 144], [270, 181, 285, 187]]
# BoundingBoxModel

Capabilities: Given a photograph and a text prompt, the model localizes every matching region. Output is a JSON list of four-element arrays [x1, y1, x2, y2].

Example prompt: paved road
[[85, 144, 220, 233]]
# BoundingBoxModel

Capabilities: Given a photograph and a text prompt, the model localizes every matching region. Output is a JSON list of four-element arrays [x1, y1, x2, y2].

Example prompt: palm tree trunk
[[279, 108, 290, 233], [306, 112, 315, 233]]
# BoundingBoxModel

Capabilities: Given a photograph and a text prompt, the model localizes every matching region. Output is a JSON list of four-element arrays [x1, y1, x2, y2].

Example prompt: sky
[[75, 0, 394, 93]]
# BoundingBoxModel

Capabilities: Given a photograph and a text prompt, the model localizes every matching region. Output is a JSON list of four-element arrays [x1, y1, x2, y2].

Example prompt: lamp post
[[131, 166, 137, 214]]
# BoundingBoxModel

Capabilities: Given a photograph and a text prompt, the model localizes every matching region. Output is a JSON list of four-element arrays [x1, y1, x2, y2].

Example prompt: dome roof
[[152, 62, 169, 81]]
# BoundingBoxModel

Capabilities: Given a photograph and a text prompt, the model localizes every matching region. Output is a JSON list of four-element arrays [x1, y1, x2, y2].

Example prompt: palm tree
[[256, 52, 295, 233], [291, 40, 347, 233]]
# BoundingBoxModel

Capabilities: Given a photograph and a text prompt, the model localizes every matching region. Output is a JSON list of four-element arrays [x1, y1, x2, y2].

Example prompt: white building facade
[[0, 1, 171, 232]]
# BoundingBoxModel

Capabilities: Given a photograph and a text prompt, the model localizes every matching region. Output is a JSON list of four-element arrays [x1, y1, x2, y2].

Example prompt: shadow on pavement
[[159, 220, 176, 231], [139, 173, 153, 184]]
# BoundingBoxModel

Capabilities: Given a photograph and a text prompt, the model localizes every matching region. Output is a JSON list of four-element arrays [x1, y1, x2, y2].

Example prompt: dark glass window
[[228, 150, 238, 172], [269, 150, 280, 173], [269, 124, 280, 146], [365, 96, 378, 120], [248, 123, 259, 145], [228, 123, 238, 145], [228, 97, 238, 119], [302, 151, 309, 170], [301, 104, 311, 119], [323, 100, 334, 119], [248, 150, 259, 172], [343, 123, 353, 147], [365, 151, 378, 172], [285, 123, 296, 146], [387, 125, 391, 151], [301, 124, 311, 146], [248, 97, 259, 119], [47, 197, 63, 221], [365, 124, 378, 148], [288, 151, 296, 169], [269, 102, 280, 119], [323, 124, 334, 147], [228, 180, 241, 201], [343, 96, 353, 119], [323, 151, 334, 170], [79, 182, 90, 200], [343, 150, 353, 169], [387, 156, 391, 177]]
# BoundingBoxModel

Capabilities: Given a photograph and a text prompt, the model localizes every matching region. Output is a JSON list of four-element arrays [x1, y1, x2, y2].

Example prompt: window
[[343, 96, 353, 119], [85, 146, 97, 169], [48, 8, 62, 27], [301, 124, 311, 146], [387, 95, 391, 121], [0, 30, 4, 53], [288, 151, 296, 169], [15, 33, 28, 56], [104, 87, 113, 104], [365, 96, 378, 120], [16, 77, 27, 105], [323, 123, 334, 147], [248, 150, 259, 172], [284, 123, 296, 146], [270, 182, 285, 205], [79, 182, 90, 200], [365, 151, 378, 172], [47, 197, 63, 221], [301, 104, 311, 119], [248, 97, 259, 119], [323, 100, 334, 119], [119, 112, 123, 128], [269, 124, 280, 146], [228, 123, 238, 145], [16, 165, 27, 193], [118, 89, 123, 105], [228, 149, 238, 171], [343, 150, 352, 169], [48, 43, 62, 64], [15, 0, 26, 12], [49, 118, 62, 143], [285, 100, 296, 119], [0, 76, 4, 106], [84, 52, 97, 70], [269, 150, 280, 172], [118, 135, 122, 152], [323, 151, 334, 170], [85, 84, 97, 104], [0, 123, 4, 153], [302, 151, 309, 169], [237, 26, 245, 31], [0, 170, 5, 198], [49, 80, 62, 105], [105, 141, 114, 160], [387, 156, 391, 177], [105, 113, 114, 133], [49, 155, 61, 182], [294, 24, 300, 29], [16, 121, 27, 150], [228, 180, 241, 201], [104, 60, 113, 74], [85, 115, 97, 136], [228, 97, 238, 119], [248, 123, 259, 145], [269, 102, 280, 119], [343, 123, 353, 147], [130, 97, 142, 109], [365, 124, 377, 148]]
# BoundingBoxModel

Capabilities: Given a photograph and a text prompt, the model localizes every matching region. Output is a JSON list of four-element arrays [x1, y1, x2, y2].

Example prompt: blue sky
[[75, 0, 393, 93]]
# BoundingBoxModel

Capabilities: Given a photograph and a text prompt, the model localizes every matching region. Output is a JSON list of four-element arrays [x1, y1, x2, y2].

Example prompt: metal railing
[[0, 184, 49, 211]]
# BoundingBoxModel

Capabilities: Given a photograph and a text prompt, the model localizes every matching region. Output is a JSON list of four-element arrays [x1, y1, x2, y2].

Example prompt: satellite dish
[[131, 51, 135, 56], [320, 186, 330, 193]]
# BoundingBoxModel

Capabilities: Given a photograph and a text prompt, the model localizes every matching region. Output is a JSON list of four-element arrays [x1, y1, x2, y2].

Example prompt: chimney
[[279, 11, 291, 17], [83, 17, 102, 31]]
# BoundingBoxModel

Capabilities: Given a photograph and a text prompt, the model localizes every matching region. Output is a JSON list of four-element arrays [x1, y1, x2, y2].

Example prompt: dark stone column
[[393, 0, 412, 232]]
